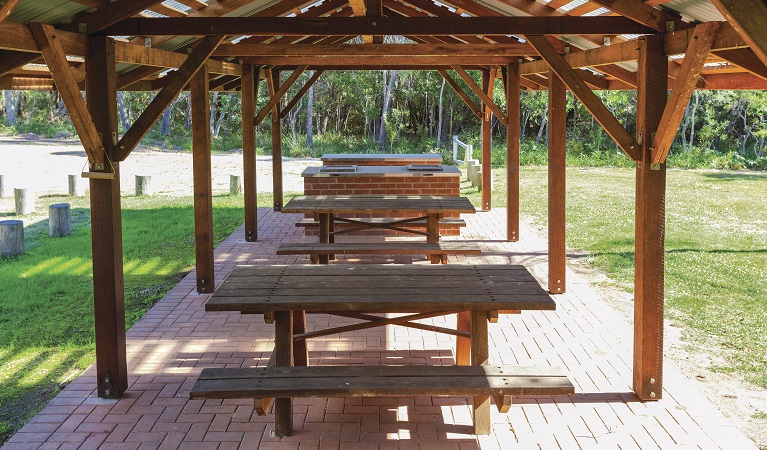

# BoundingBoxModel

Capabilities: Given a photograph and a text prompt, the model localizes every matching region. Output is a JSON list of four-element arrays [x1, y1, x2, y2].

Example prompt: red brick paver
[[3, 208, 758, 449]]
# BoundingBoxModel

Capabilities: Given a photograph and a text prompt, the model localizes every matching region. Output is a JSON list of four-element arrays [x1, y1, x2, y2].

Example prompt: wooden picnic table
[[196, 264, 571, 436], [281, 195, 477, 263]]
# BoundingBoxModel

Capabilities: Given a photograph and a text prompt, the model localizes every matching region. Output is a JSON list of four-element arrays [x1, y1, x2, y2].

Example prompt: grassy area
[[0, 190, 282, 443], [463, 167, 767, 388]]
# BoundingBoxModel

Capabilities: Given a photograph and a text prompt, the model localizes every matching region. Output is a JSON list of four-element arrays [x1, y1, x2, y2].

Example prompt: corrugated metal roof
[[662, 0, 726, 23], [8, 0, 90, 25]]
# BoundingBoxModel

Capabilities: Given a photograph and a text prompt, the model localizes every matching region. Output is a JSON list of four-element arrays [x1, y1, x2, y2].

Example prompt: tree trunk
[[378, 70, 398, 152], [161, 106, 172, 135], [688, 91, 700, 151], [536, 103, 549, 144], [306, 71, 314, 149], [116, 91, 131, 131], [437, 77, 445, 148], [4, 91, 19, 126], [185, 93, 192, 130], [209, 91, 219, 134]]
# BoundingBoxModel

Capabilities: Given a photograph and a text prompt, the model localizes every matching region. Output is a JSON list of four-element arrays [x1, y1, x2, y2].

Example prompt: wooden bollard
[[0, 174, 7, 198], [229, 174, 242, 195], [14, 188, 35, 215], [68, 174, 85, 196], [49, 203, 72, 238], [135, 175, 153, 196], [0, 220, 24, 258]]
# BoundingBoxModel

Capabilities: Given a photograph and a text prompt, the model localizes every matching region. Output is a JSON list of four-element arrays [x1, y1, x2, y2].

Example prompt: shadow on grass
[[700, 172, 767, 181]]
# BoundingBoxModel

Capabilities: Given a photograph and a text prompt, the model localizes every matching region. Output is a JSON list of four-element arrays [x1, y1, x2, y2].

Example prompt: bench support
[[274, 311, 293, 437], [472, 310, 490, 434]]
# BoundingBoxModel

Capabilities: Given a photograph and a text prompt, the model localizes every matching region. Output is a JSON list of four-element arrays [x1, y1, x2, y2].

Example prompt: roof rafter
[[709, 0, 767, 69], [61, 0, 164, 34]]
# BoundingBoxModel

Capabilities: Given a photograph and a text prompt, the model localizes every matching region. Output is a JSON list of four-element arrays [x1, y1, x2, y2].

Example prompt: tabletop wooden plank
[[208, 264, 555, 312], [281, 195, 477, 215]]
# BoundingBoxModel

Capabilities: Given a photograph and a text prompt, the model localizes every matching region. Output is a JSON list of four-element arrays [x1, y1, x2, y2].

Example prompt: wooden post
[[480, 69, 492, 211], [14, 188, 35, 215], [634, 35, 668, 401], [135, 175, 152, 196], [87, 35, 127, 399], [191, 64, 215, 294], [548, 71, 567, 295], [506, 63, 521, 242], [229, 174, 242, 195], [68, 174, 85, 196], [48, 203, 71, 237], [471, 310, 490, 434], [274, 310, 293, 437], [0, 220, 24, 258], [455, 311, 471, 365], [241, 64, 258, 242], [271, 69, 284, 211]]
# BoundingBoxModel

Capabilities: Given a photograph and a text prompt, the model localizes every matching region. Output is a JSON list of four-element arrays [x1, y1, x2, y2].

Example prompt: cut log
[[14, 188, 35, 215], [229, 174, 242, 195], [0, 220, 24, 258], [135, 175, 153, 196], [68, 174, 85, 196], [49, 203, 72, 238], [0, 174, 7, 198]]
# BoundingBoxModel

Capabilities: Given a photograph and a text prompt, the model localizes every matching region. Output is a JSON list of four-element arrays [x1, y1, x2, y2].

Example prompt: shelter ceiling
[[0, 0, 765, 91]]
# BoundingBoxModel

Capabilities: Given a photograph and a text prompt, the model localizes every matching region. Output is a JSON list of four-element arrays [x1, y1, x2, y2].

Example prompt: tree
[[378, 70, 398, 152]]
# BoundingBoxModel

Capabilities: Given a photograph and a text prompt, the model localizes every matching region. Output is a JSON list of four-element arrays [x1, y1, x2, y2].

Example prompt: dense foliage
[[2, 72, 767, 169]]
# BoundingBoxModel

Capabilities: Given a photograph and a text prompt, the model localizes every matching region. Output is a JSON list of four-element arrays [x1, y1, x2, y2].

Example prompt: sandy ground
[[1, 136, 766, 448], [0, 135, 312, 200]]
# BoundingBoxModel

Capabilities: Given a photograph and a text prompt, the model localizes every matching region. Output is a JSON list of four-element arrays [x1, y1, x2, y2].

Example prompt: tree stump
[[14, 188, 35, 215], [49, 203, 72, 238], [0, 220, 24, 258], [68, 174, 85, 197], [468, 162, 481, 188], [135, 175, 153, 196], [229, 174, 242, 195], [0, 174, 7, 198]]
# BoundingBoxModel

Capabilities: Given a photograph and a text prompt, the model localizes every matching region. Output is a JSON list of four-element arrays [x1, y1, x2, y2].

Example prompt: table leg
[[328, 214, 335, 261], [318, 213, 330, 264], [471, 310, 490, 435], [293, 310, 308, 366], [274, 311, 293, 437], [455, 311, 471, 365], [426, 213, 440, 264]]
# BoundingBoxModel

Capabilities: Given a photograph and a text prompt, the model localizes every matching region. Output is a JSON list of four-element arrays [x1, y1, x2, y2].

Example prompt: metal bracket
[[78, 23, 87, 34], [111, 132, 117, 146], [144, 38, 152, 48], [603, 36, 611, 46], [650, 163, 661, 171], [637, 132, 643, 146], [666, 21, 675, 32]]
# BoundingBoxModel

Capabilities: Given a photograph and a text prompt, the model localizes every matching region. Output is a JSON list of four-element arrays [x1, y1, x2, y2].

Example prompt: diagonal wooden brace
[[30, 22, 105, 165]]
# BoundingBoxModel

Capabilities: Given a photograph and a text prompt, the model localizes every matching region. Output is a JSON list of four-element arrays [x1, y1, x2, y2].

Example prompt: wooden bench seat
[[276, 241, 480, 263], [295, 217, 467, 230], [191, 365, 575, 414]]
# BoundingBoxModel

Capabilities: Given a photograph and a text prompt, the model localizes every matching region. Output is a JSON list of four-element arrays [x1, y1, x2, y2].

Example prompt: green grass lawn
[[464, 167, 767, 388], [0, 190, 281, 443]]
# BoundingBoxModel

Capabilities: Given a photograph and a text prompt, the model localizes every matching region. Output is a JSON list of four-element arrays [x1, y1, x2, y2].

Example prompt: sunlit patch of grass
[[472, 166, 767, 388], [0, 189, 283, 444]]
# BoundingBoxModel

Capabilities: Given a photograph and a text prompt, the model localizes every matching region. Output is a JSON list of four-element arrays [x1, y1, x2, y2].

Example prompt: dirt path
[[1, 136, 765, 448], [0, 135, 312, 199]]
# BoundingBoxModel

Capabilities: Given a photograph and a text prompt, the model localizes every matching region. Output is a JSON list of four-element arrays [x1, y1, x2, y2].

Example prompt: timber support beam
[[452, 66, 508, 125], [279, 70, 323, 120], [437, 69, 481, 119], [86, 35, 127, 399], [191, 64, 215, 294], [548, 70, 566, 295], [242, 64, 259, 242], [634, 35, 668, 401], [505, 64, 520, 242]]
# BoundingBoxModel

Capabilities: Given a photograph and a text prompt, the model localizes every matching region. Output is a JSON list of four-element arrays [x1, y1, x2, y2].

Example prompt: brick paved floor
[[3, 208, 758, 449]]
